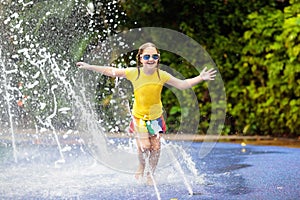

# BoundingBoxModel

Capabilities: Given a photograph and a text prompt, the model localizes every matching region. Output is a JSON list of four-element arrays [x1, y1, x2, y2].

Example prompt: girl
[[76, 42, 216, 185]]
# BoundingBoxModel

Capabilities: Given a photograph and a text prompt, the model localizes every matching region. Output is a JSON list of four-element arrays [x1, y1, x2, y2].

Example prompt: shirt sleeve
[[125, 67, 137, 81], [159, 70, 171, 83]]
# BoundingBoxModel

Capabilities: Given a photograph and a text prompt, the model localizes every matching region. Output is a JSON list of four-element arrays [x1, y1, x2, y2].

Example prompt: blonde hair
[[135, 42, 160, 80]]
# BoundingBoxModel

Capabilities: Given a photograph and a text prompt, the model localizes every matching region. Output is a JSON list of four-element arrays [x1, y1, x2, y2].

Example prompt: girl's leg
[[135, 132, 150, 180], [149, 135, 161, 173], [147, 135, 161, 184]]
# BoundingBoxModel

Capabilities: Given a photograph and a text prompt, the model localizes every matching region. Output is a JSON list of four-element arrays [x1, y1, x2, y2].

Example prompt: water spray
[[0, 49, 18, 163], [161, 138, 194, 196]]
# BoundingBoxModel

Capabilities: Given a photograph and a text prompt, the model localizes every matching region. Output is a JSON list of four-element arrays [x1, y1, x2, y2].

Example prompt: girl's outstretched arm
[[166, 67, 217, 90], [76, 62, 126, 78]]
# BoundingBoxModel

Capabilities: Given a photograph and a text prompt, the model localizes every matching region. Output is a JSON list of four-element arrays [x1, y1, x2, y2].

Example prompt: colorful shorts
[[129, 116, 167, 136]]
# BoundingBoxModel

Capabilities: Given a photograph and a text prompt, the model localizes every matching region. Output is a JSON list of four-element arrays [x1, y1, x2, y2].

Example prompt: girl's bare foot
[[135, 164, 145, 180], [146, 174, 154, 185]]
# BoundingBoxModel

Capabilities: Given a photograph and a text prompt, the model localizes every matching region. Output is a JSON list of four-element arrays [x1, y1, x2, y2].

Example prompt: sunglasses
[[141, 54, 160, 60]]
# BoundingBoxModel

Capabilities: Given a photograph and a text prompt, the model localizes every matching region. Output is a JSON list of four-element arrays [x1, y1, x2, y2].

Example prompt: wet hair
[[135, 42, 160, 80]]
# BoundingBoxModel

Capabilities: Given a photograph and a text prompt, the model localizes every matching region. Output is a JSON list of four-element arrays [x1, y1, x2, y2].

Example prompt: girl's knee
[[137, 139, 151, 151], [151, 145, 160, 151], [150, 137, 161, 151]]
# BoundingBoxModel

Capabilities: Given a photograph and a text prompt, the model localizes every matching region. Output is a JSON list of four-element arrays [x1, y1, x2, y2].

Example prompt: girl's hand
[[200, 67, 217, 81], [76, 62, 89, 69]]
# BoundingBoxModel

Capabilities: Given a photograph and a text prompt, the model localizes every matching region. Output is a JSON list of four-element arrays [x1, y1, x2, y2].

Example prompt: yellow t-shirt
[[125, 67, 171, 120]]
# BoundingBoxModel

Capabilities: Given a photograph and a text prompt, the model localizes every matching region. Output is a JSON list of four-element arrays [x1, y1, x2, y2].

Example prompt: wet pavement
[[0, 138, 299, 200], [192, 142, 300, 200]]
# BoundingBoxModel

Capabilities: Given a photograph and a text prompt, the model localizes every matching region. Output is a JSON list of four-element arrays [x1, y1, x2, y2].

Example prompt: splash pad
[[1, 133, 300, 199]]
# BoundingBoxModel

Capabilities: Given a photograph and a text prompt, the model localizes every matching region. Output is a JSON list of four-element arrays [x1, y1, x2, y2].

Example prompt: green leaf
[[169, 106, 180, 115], [290, 99, 296, 106]]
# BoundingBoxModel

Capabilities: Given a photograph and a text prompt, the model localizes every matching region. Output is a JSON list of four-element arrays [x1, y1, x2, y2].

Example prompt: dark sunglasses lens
[[152, 54, 159, 60], [143, 55, 150, 60]]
